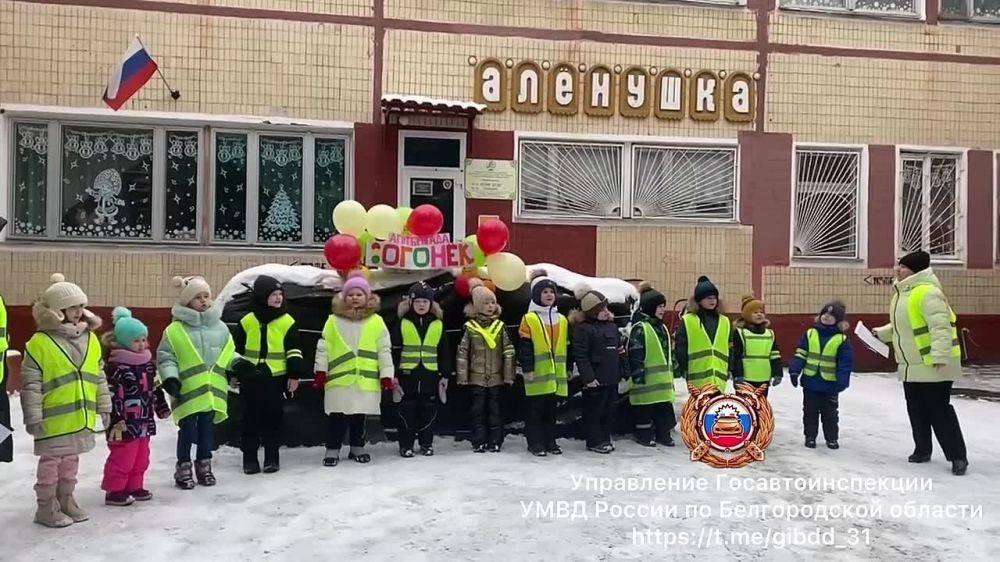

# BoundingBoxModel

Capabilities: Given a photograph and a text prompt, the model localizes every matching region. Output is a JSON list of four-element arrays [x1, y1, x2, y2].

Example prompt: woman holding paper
[[874, 251, 968, 476]]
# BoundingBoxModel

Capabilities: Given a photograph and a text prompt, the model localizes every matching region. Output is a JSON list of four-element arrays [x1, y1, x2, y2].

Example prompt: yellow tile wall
[[145, 0, 372, 17], [596, 225, 753, 306]]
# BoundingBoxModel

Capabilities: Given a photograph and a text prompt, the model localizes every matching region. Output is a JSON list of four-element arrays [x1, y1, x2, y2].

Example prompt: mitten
[[108, 421, 127, 442], [313, 371, 327, 391], [438, 378, 449, 405], [770, 375, 783, 387], [154, 389, 172, 419], [232, 358, 256, 380], [380, 377, 396, 391], [790, 373, 799, 388], [162, 377, 182, 398]]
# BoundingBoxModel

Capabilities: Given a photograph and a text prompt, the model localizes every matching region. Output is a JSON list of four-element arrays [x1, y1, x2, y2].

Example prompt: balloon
[[324, 234, 362, 271], [359, 231, 374, 261], [365, 204, 402, 240], [408, 204, 444, 236], [477, 219, 509, 255], [486, 252, 527, 291], [396, 207, 413, 233], [464, 234, 487, 267], [455, 275, 479, 300], [332, 200, 367, 237]]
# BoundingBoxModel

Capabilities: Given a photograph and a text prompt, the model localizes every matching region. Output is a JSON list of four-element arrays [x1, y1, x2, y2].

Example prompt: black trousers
[[904, 381, 967, 462], [525, 394, 558, 452], [0, 369, 11, 463], [582, 385, 617, 448], [802, 389, 839, 442], [327, 413, 367, 451], [397, 393, 438, 450], [469, 386, 504, 447], [632, 402, 676, 444], [240, 376, 285, 462]]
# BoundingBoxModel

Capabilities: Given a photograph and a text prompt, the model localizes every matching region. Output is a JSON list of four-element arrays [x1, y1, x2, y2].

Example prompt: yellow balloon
[[365, 204, 403, 240], [396, 207, 413, 234], [333, 200, 367, 237], [485, 252, 527, 291]]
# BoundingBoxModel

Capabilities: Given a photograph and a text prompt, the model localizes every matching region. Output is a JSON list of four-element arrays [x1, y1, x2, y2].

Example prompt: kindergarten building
[[2, 0, 1000, 369]]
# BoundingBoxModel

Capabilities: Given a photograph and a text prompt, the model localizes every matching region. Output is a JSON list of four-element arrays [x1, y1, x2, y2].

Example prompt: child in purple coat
[[101, 307, 170, 506]]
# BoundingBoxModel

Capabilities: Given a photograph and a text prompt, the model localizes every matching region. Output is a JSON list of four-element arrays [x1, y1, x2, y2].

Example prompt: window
[[12, 123, 48, 236], [517, 138, 737, 223], [793, 148, 862, 259], [941, 0, 1000, 21], [780, 0, 920, 17], [899, 152, 963, 261]]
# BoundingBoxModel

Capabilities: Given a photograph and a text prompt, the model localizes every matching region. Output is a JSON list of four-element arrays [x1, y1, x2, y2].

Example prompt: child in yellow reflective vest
[[0, 291, 10, 465], [21, 273, 111, 528], [627, 283, 676, 447], [675, 276, 731, 394], [731, 295, 783, 397]]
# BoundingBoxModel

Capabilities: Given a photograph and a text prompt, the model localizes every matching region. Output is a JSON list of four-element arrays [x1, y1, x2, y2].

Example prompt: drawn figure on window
[[87, 168, 125, 225]]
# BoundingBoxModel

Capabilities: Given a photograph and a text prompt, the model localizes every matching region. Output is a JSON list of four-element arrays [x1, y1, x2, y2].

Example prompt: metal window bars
[[793, 149, 860, 259], [899, 154, 960, 259]]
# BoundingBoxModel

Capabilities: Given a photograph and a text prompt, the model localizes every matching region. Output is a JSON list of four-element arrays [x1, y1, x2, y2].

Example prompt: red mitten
[[313, 371, 327, 391], [380, 377, 396, 391]]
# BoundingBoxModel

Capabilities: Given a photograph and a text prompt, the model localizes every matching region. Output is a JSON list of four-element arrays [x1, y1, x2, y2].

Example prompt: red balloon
[[408, 204, 444, 236], [455, 275, 478, 300], [477, 219, 509, 255], [324, 234, 362, 271]]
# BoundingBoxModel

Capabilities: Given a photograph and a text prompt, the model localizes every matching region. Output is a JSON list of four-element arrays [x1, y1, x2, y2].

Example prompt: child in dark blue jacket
[[789, 301, 853, 450]]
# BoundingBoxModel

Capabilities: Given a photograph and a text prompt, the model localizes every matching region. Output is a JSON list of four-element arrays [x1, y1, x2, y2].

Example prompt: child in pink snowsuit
[[101, 307, 170, 506]]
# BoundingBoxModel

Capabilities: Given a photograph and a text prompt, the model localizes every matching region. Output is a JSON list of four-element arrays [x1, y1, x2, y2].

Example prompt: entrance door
[[398, 131, 466, 239]]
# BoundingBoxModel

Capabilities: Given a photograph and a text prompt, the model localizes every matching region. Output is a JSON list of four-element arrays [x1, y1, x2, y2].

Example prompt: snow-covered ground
[[1, 374, 997, 561]]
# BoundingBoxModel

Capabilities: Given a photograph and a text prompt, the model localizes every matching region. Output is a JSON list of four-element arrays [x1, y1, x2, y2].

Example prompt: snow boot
[[421, 447, 435, 457], [33, 485, 73, 528], [472, 444, 487, 453], [804, 438, 816, 449], [174, 462, 196, 490], [636, 439, 657, 448], [952, 459, 969, 476], [105, 491, 135, 507], [57, 481, 88, 523], [489, 443, 502, 453], [658, 436, 676, 447], [323, 452, 340, 467], [530, 449, 547, 457], [130, 489, 153, 501], [908, 453, 931, 463], [262, 461, 279, 474], [349, 447, 371, 463], [243, 458, 261, 475], [826, 441, 839, 450], [263, 447, 279, 473], [400, 448, 415, 458], [194, 459, 216, 486], [546, 445, 563, 455], [588, 444, 613, 455]]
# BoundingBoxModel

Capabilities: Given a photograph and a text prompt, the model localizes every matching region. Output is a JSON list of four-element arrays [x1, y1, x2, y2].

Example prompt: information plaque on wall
[[465, 158, 516, 200]]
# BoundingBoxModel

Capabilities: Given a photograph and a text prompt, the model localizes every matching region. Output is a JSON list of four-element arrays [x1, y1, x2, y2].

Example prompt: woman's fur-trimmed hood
[[333, 291, 381, 321], [686, 296, 726, 315], [32, 301, 102, 333], [398, 297, 443, 320]]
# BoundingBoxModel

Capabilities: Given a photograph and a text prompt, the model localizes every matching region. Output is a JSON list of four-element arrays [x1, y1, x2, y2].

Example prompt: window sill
[[778, 6, 924, 23], [0, 239, 324, 254], [791, 256, 866, 268], [938, 16, 1000, 26], [514, 215, 742, 228]]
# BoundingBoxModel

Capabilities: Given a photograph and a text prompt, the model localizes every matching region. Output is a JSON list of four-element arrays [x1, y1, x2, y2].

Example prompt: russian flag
[[103, 38, 158, 111]]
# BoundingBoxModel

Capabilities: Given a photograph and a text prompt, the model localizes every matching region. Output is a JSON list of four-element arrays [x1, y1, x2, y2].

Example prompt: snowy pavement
[[1, 373, 998, 561]]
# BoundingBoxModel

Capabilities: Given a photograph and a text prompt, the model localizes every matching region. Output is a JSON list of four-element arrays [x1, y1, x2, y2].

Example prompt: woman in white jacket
[[313, 273, 393, 466]]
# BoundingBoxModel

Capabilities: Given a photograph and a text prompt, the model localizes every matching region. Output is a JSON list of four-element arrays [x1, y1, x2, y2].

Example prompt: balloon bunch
[[455, 218, 526, 295], [324, 200, 445, 273]]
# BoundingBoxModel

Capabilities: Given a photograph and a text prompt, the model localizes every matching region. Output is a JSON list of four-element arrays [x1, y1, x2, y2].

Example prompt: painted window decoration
[[13, 123, 48, 236], [779, 0, 918, 15], [518, 141, 623, 219], [258, 136, 304, 243], [941, 0, 1000, 20], [60, 126, 153, 239], [214, 133, 248, 241], [314, 137, 347, 243], [899, 154, 960, 260], [164, 131, 199, 241], [632, 145, 736, 221], [793, 149, 861, 259]]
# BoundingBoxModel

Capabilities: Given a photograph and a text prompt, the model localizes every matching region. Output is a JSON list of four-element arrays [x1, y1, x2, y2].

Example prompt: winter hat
[[471, 284, 498, 315], [529, 269, 559, 307], [741, 294, 765, 322], [819, 300, 847, 324], [112, 307, 148, 347], [341, 271, 372, 298], [693, 275, 719, 302], [252, 275, 283, 306], [580, 290, 609, 319], [42, 273, 88, 311], [638, 282, 666, 318], [173, 276, 212, 307], [407, 281, 436, 302], [898, 251, 930, 274]]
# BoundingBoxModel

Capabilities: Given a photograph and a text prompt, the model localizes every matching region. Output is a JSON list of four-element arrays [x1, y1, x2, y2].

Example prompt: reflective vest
[[239, 312, 301, 377], [0, 294, 7, 385], [738, 328, 779, 383], [464, 319, 505, 350], [24, 332, 102, 440], [906, 284, 961, 365], [683, 313, 730, 393], [322, 315, 385, 394], [797, 328, 845, 382], [164, 322, 233, 424], [629, 321, 674, 406], [399, 318, 443, 372], [523, 313, 568, 398]]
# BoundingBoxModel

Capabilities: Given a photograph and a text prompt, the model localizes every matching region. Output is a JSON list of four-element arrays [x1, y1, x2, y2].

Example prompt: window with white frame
[[517, 139, 737, 222], [779, 0, 920, 17], [898, 152, 963, 260], [792, 148, 862, 259], [941, 0, 1000, 21]]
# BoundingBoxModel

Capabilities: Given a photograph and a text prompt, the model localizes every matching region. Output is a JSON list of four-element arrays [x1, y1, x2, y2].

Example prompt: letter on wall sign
[[619, 66, 650, 118], [474, 58, 507, 111], [512, 60, 543, 113], [689, 70, 720, 122], [654, 69, 685, 120], [546, 63, 578, 116], [724, 72, 754, 123], [584, 66, 615, 117]]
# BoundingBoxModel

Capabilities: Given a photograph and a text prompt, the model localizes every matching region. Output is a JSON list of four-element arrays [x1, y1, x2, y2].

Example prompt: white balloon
[[365, 204, 403, 240], [486, 252, 527, 291], [332, 200, 367, 237]]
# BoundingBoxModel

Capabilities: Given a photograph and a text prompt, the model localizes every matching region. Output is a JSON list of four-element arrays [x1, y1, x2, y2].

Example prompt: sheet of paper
[[854, 320, 890, 359]]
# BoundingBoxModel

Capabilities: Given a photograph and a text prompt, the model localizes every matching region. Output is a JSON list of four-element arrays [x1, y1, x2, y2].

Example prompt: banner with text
[[367, 234, 474, 270]]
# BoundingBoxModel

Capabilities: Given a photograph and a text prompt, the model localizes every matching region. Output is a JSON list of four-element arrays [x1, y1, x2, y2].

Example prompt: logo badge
[[680, 382, 774, 468]]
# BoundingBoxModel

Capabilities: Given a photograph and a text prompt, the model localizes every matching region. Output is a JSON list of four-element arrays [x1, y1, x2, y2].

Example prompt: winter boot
[[952, 459, 969, 476], [804, 438, 816, 449], [33, 485, 73, 528], [130, 489, 153, 501], [105, 491, 135, 507], [348, 447, 371, 464], [194, 459, 216, 486], [636, 438, 657, 448], [826, 441, 840, 450], [175, 462, 196, 490], [546, 445, 563, 455], [56, 481, 88, 523], [243, 459, 261, 475], [588, 444, 613, 455], [421, 447, 435, 457], [400, 448, 415, 458], [472, 443, 487, 453], [263, 447, 280, 474], [489, 443, 502, 453], [323, 449, 340, 467], [530, 449, 547, 457], [908, 453, 931, 463], [658, 436, 676, 447]]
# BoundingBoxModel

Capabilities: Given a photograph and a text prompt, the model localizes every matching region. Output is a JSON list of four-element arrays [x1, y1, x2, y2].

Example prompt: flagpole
[[136, 35, 181, 100]]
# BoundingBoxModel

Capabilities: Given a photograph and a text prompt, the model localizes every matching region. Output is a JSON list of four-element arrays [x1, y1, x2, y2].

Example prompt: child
[[627, 283, 676, 447], [0, 291, 10, 464], [457, 282, 514, 453], [571, 290, 623, 454], [392, 281, 451, 458], [675, 276, 731, 394], [789, 301, 853, 450], [313, 272, 393, 466], [158, 276, 236, 489], [21, 273, 111, 527], [731, 295, 783, 396], [101, 307, 171, 506], [517, 271, 569, 457], [232, 275, 303, 474]]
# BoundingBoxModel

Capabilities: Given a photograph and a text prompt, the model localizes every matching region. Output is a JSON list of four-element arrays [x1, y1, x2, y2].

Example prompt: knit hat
[[819, 300, 847, 324], [741, 294, 765, 322], [471, 284, 497, 315], [252, 275, 283, 307], [580, 290, 609, 319], [529, 269, 559, 307], [898, 251, 930, 274], [638, 282, 666, 318], [693, 275, 719, 302], [407, 281, 436, 302], [173, 276, 212, 307], [342, 271, 371, 298], [42, 273, 88, 311], [112, 307, 148, 347]]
